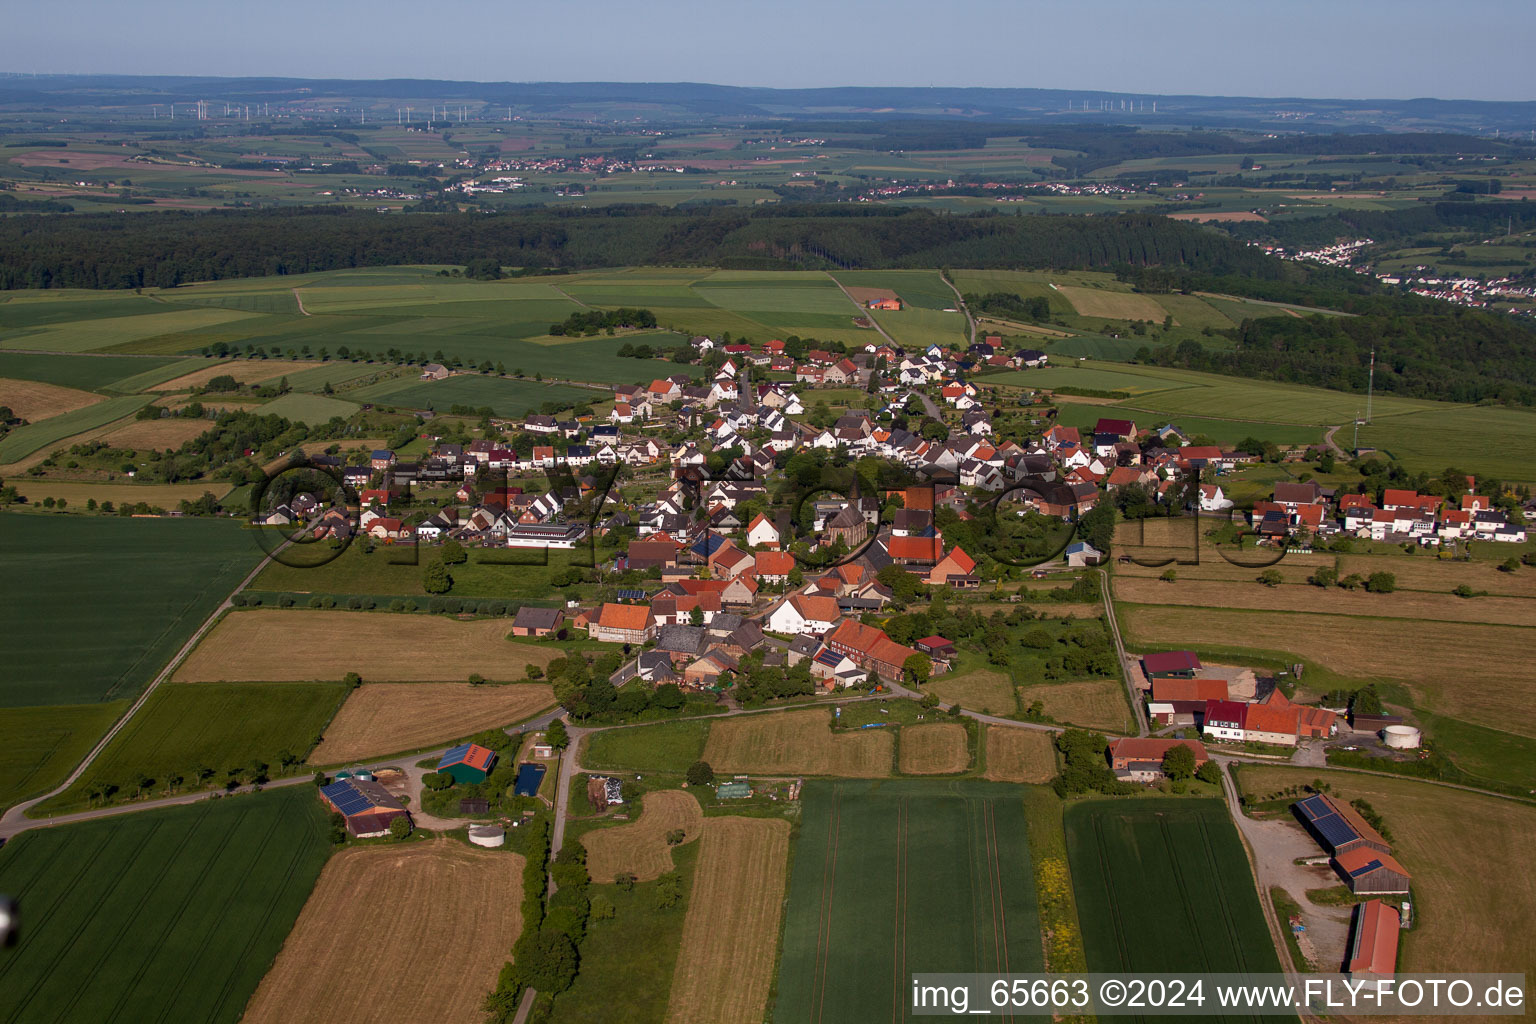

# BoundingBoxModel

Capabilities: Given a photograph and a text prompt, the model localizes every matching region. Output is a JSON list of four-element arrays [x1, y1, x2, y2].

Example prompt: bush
[[685, 761, 715, 787], [308, 596, 324, 609], [320, 595, 337, 609], [390, 599, 407, 612], [1365, 572, 1397, 593], [388, 815, 412, 839], [278, 593, 296, 608], [347, 596, 364, 610], [230, 593, 248, 607], [443, 598, 462, 614], [422, 771, 454, 791]]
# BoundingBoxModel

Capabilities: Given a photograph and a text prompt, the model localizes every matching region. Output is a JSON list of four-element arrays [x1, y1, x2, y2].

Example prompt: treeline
[[1139, 308, 1536, 405], [549, 307, 657, 336], [0, 205, 1281, 290], [965, 291, 1051, 321], [1221, 200, 1536, 251]]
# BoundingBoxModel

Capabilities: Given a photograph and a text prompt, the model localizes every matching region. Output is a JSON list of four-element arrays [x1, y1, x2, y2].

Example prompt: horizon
[[6, 0, 1533, 104]]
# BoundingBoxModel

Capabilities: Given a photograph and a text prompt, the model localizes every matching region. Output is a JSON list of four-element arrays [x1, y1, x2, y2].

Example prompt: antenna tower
[[1366, 348, 1375, 423]]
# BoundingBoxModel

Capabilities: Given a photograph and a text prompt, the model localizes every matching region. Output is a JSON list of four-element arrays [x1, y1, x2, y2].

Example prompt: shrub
[[320, 595, 337, 609], [347, 596, 364, 610], [422, 771, 454, 791], [1365, 572, 1397, 593], [443, 598, 462, 614], [230, 594, 248, 607], [308, 596, 324, 609], [390, 599, 407, 612], [278, 594, 296, 608]]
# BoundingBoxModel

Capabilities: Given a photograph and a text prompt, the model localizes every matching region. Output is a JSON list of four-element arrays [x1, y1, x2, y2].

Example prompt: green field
[[1052, 402, 1325, 446], [35, 682, 348, 815], [580, 719, 710, 772], [0, 352, 180, 390], [0, 515, 263, 706], [1065, 799, 1280, 979], [774, 780, 1043, 1024], [0, 702, 127, 812], [349, 374, 597, 417], [0, 393, 152, 462], [0, 787, 332, 1024], [256, 391, 360, 424]]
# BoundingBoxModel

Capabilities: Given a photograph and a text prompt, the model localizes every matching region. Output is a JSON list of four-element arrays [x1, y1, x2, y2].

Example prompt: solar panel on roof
[[1314, 813, 1363, 850], [323, 781, 374, 817], [440, 743, 472, 767], [1296, 794, 1332, 822], [1348, 857, 1384, 877], [616, 588, 645, 601]]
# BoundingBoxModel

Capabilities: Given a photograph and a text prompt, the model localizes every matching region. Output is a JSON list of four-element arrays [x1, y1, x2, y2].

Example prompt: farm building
[[1294, 794, 1392, 856], [319, 778, 411, 838], [510, 606, 564, 637], [438, 743, 498, 784], [914, 635, 956, 662], [1105, 737, 1209, 781], [1064, 541, 1104, 567], [1346, 900, 1401, 977], [1142, 650, 1201, 679], [1334, 847, 1412, 895], [716, 781, 751, 799]]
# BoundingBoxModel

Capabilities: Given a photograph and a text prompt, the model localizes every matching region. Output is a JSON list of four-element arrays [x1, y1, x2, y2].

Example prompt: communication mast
[[1366, 348, 1375, 423]]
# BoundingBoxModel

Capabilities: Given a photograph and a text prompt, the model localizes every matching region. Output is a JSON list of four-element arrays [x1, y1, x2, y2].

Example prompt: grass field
[[308, 681, 555, 764], [1235, 766, 1535, 985], [982, 727, 1057, 783], [0, 515, 262, 706], [256, 391, 360, 424], [1026, 679, 1135, 733], [774, 780, 1043, 1023], [7, 480, 232, 508], [34, 682, 347, 816], [172, 609, 558, 683], [1121, 604, 1536, 740], [0, 702, 126, 812], [0, 351, 180, 390], [927, 667, 1017, 715], [1054, 284, 1169, 322], [702, 709, 893, 777], [666, 816, 791, 1024], [241, 840, 524, 1024], [581, 719, 710, 773], [1066, 799, 1280, 976], [248, 539, 603, 600], [0, 393, 151, 462], [0, 788, 332, 1024], [0, 377, 102, 421], [897, 722, 970, 774], [348, 373, 596, 417], [582, 789, 704, 883], [150, 358, 322, 391]]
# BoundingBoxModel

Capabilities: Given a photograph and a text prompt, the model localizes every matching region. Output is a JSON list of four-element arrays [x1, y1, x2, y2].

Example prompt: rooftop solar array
[[1295, 794, 1365, 853], [322, 780, 374, 817], [616, 588, 646, 601], [440, 743, 472, 768], [1347, 857, 1385, 878]]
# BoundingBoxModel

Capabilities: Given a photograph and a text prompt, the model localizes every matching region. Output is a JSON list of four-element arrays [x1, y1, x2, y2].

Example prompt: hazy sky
[[7, 0, 1533, 101]]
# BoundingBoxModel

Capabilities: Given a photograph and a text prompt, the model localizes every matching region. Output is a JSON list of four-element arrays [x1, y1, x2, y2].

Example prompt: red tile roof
[[596, 603, 651, 631], [1151, 677, 1228, 702], [1346, 901, 1400, 975]]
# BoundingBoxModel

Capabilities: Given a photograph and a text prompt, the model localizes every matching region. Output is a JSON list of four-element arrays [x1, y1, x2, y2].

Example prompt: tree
[[423, 558, 453, 594], [919, 690, 940, 709], [1160, 568, 1178, 583], [1308, 566, 1338, 588], [903, 653, 932, 686], [1365, 571, 1397, 593], [1499, 557, 1519, 573], [441, 538, 468, 564], [665, 828, 687, 846], [388, 815, 412, 839], [654, 872, 683, 910], [344, 671, 362, 689], [545, 718, 569, 750], [1195, 760, 1222, 785], [1161, 744, 1196, 781], [685, 760, 715, 787], [1350, 684, 1384, 717], [689, 604, 704, 626], [517, 929, 579, 993]]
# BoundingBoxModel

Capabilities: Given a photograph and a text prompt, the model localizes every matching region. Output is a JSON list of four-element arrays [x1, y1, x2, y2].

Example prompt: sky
[[6, 0, 1534, 102]]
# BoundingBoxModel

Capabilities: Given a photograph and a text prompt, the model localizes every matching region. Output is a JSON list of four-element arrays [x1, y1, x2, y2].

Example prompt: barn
[[1334, 846, 1412, 895], [1294, 794, 1392, 856], [319, 778, 411, 838], [1346, 900, 1401, 976], [438, 743, 498, 784], [1141, 650, 1201, 679]]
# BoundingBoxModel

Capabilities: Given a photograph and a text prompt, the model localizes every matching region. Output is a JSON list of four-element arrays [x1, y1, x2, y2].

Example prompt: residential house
[[510, 606, 564, 637], [766, 593, 841, 636], [588, 602, 657, 644]]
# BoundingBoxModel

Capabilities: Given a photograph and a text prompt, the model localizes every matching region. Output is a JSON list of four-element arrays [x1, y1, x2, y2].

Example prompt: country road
[[826, 272, 900, 349], [1099, 567, 1149, 736], [940, 273, 976, 347]]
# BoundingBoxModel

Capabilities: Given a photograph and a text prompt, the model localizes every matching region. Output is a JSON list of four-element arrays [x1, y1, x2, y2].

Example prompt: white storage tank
[[1382, 725, 1421, 749], [468, 824, 506, 848]]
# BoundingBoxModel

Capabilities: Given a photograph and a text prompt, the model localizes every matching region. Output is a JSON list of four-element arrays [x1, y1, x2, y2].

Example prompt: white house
[[765, 593, 841, 636], [746, 514, 781, 548]]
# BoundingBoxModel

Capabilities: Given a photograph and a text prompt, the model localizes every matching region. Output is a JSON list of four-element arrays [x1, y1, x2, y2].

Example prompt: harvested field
[[0, 377, 101, 421], [1165, 211, 1267, 223], [982, 727, 1057, 783], [1024, 679, 1133, 733], [1114, 576, 1536, 628], [309, 682, 555, 764], [149, 359, 322, 391], [583, 789, 703, 883], [926, 668, 1016, 714], [3, 480, 229, 508], [241, 840, 524, 1024], [1236, 766, 1536, 990], [99, 416, 213, 449], [897, 722, 971, 774], [173, 609, 558, 683], [702, 709, 893, 777], [1054, 285, 1169, 322], [1123, 605, 1536, 738], [666, 817, 790, 1024]]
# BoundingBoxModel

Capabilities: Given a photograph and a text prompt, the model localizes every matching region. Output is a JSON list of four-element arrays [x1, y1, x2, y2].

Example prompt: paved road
[[1323, 424, 1351, 459], [940, 274, 976, 347]]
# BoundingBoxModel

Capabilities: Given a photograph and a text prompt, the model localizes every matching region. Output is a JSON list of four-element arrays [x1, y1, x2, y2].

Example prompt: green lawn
[[1052, 402, 1325, 446], [580, 720, 710, 773], [35, 682, 348, 816], [0, 515, 263, 706], [0, 702, 127, 812], [0, 394, 151, 462], [774, 780, 1043, 1023], [257, 391, 360, 424], [349, 374, 596, 417], [1065, 799, 1280, 979], [0, 787, 332, 1024], [0, 352, 180, 391]]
